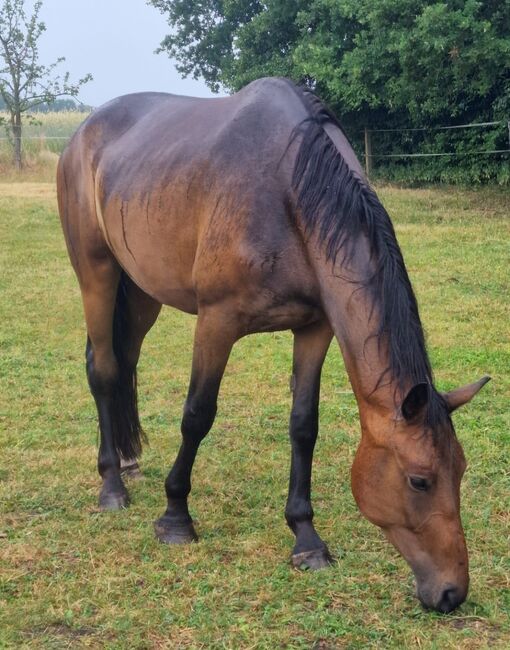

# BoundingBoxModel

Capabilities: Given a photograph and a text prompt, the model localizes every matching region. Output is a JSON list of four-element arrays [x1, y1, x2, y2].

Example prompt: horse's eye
[[409, 476, 430, 492]]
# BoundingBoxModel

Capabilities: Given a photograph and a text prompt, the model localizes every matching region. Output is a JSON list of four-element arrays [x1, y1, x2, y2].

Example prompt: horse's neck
[[310, 238, 396, 417]]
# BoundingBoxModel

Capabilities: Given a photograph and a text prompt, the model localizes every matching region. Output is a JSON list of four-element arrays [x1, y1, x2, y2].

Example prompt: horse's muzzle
[[418, 582, 467, 613]]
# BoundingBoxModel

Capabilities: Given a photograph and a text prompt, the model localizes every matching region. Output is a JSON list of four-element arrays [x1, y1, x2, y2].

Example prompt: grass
[[0, 180, 508, 649]]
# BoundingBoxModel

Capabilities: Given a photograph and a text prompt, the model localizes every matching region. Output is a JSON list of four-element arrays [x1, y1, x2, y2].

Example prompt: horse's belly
[[117, 252, 198, 313], [243, 300, 323, 333]]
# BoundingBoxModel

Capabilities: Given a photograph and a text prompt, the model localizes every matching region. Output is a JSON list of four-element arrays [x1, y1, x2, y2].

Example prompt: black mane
[[289, 85, 449, 432]]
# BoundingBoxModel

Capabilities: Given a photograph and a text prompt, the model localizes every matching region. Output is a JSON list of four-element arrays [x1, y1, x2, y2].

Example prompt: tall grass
[[0, 111, 89, 180]]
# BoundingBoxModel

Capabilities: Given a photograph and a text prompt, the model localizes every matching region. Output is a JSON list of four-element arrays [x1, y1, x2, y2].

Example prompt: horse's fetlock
[[285, 502, 314, 528], [165, 477, 191, 500]]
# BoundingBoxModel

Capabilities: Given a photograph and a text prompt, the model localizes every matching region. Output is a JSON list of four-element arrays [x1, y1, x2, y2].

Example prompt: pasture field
[[0, 181, 509, 649], [0, 112, 89, 181]]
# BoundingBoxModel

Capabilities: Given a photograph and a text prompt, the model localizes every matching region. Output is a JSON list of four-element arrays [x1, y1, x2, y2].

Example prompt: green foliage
[[371, 120, 510, 185], [296, 1, 510, 121], [150, 0, 510, 184], [149, 0, 306, 93]]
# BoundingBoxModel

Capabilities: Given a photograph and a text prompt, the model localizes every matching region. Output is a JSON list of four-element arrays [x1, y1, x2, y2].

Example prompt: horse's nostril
[[436, 586, 462, 613]]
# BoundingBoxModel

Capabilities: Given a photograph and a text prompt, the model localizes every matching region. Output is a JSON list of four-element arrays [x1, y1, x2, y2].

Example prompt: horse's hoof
[[98, 488, 130, 511], [291, 547, 334, 571], [120, 462, 143, 480], [154, 517, 198, 544]]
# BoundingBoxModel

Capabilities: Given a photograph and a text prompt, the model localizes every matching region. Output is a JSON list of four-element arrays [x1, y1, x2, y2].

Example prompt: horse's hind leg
[[286, 319, 334, 570], [154, 307, 237, 544], [82, 259, 126, 509], [83, 267, 160, 510]]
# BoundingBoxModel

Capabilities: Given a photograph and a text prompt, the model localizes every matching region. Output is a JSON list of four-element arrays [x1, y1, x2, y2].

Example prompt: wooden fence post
[[364, 127, 372, 178]]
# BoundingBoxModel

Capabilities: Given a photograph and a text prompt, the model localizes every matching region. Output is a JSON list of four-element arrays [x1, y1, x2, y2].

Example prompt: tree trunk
[[12, 114, 22, 171]]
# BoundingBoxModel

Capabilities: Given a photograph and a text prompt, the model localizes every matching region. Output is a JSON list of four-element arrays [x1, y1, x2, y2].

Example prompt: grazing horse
[[57, 78, 489, 613]]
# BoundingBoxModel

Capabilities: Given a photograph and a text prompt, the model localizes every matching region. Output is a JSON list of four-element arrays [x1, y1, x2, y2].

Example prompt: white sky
[[36, 0, 219, 107]]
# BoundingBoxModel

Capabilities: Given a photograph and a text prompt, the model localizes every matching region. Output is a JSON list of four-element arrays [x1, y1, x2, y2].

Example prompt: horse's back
[[58, 79, 323, 327], [64, 78, 304, 204]]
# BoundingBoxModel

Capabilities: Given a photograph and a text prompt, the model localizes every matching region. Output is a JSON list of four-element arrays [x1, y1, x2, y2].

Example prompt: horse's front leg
[[286, 319, 334, 570], [154, 308, 237, 544]]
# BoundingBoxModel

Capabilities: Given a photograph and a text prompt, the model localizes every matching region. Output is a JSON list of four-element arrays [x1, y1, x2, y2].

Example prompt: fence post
[[364, 127, 372, 178]]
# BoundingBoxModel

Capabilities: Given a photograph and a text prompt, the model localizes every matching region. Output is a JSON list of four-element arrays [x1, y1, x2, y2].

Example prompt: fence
[[2, 120, 509, 183], [363, 120, 510, 178], [0, 135, 72, 159]]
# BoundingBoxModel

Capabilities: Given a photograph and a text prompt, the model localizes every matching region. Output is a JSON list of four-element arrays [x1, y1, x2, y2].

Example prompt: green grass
[[0, 182, 508, 649]]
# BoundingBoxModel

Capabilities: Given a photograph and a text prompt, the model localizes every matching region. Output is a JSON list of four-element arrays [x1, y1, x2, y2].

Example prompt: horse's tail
[[110, 273, 146, 460]]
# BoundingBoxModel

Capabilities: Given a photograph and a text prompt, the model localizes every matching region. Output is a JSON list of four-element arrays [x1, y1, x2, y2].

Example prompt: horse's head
[[351, 377, 490, 613]]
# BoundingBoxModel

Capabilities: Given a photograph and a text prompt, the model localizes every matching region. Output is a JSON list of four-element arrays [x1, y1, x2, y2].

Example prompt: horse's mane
[[289, 84, 450, 433]]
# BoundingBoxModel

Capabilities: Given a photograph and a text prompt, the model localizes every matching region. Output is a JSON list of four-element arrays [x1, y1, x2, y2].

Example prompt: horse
[[57, 77, 489, 613]]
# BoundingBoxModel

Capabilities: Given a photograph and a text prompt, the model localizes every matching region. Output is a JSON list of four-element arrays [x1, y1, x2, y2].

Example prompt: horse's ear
[[442, 376, 491, 413], [401, 383, 429, 421]]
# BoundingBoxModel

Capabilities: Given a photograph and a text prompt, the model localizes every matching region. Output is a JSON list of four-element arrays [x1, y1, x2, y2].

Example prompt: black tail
[[110, 273, 146, 460]]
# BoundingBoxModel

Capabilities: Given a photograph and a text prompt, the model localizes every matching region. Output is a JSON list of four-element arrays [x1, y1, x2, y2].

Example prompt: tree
[[0, 0, 92, 169], [150, 0, 510, 183], [150, 0, 509, 122], [149, 0, 305, 94], [293, 1, 510, 124]]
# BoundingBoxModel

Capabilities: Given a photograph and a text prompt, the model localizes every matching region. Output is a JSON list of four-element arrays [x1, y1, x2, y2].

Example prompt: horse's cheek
[[351, 444, 381, 526]]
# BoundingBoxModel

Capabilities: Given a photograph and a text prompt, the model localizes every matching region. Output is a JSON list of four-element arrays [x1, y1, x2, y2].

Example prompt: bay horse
[[57, 78, 489, 613]]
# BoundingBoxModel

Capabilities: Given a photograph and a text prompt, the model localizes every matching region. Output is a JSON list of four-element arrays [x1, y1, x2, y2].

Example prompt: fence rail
[[2, 125, 509, 181], [366, 120, 506, 133], [0, 136, 70, 140], [373, 149, 510, 158], [363, 119, 510, 177]]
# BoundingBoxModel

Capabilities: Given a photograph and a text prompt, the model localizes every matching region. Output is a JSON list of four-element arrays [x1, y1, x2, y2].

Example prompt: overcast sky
[[37, 0, 218, 107]]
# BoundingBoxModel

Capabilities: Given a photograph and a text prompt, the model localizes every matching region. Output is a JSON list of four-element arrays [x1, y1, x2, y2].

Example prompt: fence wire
[[363, 119, 509, 177]]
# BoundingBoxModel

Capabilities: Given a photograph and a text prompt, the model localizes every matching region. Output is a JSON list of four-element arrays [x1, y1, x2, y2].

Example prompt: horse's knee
[[181, 398, 217, 441], [290, 407, 318, 448]]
